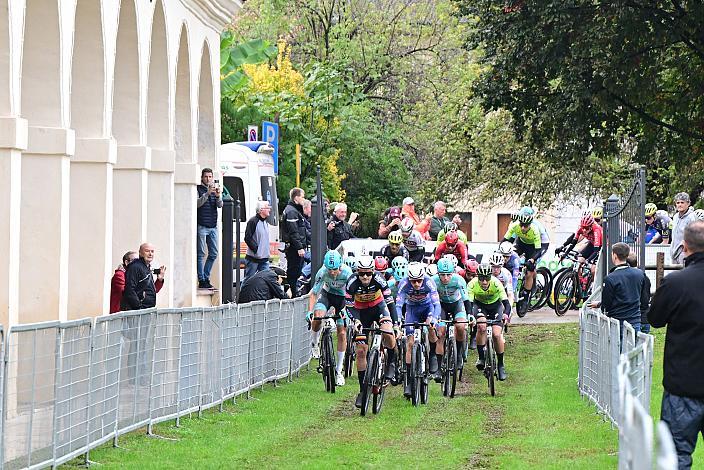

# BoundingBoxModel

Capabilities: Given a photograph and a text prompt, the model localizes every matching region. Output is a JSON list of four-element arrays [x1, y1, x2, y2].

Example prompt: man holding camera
[[197, 168, 223, 289], [327, 202, 356, 250], [121, 243, 166, 310]]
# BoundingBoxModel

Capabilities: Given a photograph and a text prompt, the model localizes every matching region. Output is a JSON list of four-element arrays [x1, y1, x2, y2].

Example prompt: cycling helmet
[[437, 258, 454, 274], [388, 230, 403, 244], [342, 255, 357, 270], [445, 231, 459, 245], [510, 211, 519, 222], [391, 256, 408, 270], [443, 253, 459, 268], [357, 255, 374, 271], [323, 251, 342, 270], [694, 208, 704, 220], [400, 218, 414, 234], [374, 256, 388, 272], [517, 213, 533, 225], [519, 206, 535, 217], [445, 222, 458, 232], [580, 212, 594, 227], [407, 262, 425, 280], [488, 252, 505, 267], [394, 264, 408, 280], [466, 259, 479, 274], [477, 263, 492, 277], [498, 241, 514, 256], [592, 206, 604, 219], [426, 263, 438, 277], [645, 203, 658, 217]]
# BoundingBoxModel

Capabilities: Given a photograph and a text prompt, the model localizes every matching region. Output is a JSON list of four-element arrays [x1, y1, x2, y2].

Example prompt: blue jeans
[[197, 226, 218, 281], [661, 390, 704, 470], [244, 258, 269, 281], [618, 319, 640, 350]]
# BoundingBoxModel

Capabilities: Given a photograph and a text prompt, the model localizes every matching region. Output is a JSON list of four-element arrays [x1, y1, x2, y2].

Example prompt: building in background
[[0, 0, 239, 326]]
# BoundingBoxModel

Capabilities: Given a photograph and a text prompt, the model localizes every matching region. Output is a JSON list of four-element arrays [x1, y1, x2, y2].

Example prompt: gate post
[[604, 194, 620, 272], [222, 196, 234, 303]]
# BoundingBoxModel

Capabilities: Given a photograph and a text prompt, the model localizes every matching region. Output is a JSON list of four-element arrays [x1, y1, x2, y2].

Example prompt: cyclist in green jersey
[[436, 222, 468, 244], [468, 263, 511, 381]]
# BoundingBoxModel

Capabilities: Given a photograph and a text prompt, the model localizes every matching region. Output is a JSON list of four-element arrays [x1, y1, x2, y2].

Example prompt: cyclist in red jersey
[[556, 212, 602, 277], [434, 231, 473, 267]]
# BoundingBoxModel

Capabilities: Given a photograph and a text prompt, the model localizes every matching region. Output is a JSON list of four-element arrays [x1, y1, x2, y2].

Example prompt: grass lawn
[[65, 324, 617, 469]]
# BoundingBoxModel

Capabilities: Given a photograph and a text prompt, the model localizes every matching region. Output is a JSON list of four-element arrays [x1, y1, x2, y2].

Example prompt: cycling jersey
[[645, 212, 671, 243], [575, 222, 603, 247], [380, 243, 410, 264], [503, 253, 521, 291], [504, 221, 541, 249], [395, 276, 441, 320], [494, 267, 513, 296], [402, 230, 425, 252], [467, 276, 508, 305], [434, 240, 471, 267], [532, 220, 551, 244], [437, 229, 468, 244], [431, 273, 468, 303], [311, 264, 354, 296], [345, 273, 394, 310]]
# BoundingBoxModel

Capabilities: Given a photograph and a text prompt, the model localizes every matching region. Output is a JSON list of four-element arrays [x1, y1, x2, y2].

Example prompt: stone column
[[0, 117, 27, 328], [147, 149, 175, 308], [67, 137, 116, 318], [19, 126, 74, 323], [173, 162, 199, 308], [112, 145, 150, 267]]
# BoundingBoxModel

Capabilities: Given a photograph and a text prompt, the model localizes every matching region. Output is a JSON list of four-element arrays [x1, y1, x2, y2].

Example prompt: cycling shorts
[[314, 292, 347, 327], [439, 300, 467, 322], [404, 303, 434, 335], [514, 239, 542, 270], [353, 302, 391, 330], [472, 300, 504, 321], [577, 242, 597, 260]]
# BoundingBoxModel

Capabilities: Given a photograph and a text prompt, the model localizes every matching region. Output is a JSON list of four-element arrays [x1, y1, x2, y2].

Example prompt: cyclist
[[374, 256, 392, 279], [468, 263, 511, 381], [488, 251, 515, 306], [431, 258, 474, 379], [644, 203, 671, 244], [556, 211, 602, 268], [519, 206, 551, 258], [308, 251, 355, 386], [396, 262, 441, 397], [498, 240, 520, 293], [501, 212, 546, 315], [345, 255, 399, 408], [436, 221, 468, 244], [592, 206, 604, 226], [434, 231, 473, 268], [343, 255, 357, 273], [400, 218, 426, 262], [380, 230, 410, 265]]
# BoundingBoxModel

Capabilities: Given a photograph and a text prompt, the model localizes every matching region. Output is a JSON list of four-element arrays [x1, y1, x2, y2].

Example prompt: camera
[[153, 268, 161, 275]]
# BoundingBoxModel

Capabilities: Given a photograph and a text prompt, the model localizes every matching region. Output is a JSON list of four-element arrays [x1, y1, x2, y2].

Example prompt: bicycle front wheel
[[446, 339, 457, 398], [486, 333, 495, 397], [547, 267, 569, 309], [420, 344, 429, 405], [372, 352, 386, 414], [360, 349, 377, 416], [554, 271, 576, 316], [410, 343, 421, 407], [325, 332, 336, 393], [529, 267, 552, 311], [344, 325, 355, 378]]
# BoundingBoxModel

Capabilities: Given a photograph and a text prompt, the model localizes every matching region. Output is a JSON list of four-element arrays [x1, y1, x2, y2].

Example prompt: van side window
[[260, 176, 278, 226], [223, 176, 246, 221]]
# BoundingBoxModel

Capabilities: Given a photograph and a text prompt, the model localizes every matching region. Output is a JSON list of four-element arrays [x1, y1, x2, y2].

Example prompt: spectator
[[401, 197, 430, 239], [429, 201, 451, 240], [109, 251, 137, 314], [121, 243, 165, 310], [302, 199, 312, 249], [244, 200, 272, 281], [378, 206, 402, 238], [238, 267, 287, 303], [327, 202, 355, 250], [196, 168, 222, 289], [588, 242, 642, 338], [626, 253, 651, 333], [281, 187, 307, 297], [649, 220, 704, 469], [670, 192, 697, 265]]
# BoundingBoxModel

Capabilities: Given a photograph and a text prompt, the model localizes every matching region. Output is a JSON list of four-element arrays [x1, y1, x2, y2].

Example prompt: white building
[[0, 0, 239, 327]]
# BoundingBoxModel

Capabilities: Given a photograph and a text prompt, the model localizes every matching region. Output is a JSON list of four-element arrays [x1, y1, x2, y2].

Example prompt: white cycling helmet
[[442, 253, 459, 268], [400, 217, 414, 234], [489, 252, 505, 267], [356, 255, 374, 271], [407, 262, 425, 280], [425, 263, 438, 277], [498, 241, 514, 256]]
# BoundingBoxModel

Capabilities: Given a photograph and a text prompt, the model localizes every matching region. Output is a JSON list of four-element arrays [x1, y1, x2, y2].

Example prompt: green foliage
[[220, 32, 278, 96]]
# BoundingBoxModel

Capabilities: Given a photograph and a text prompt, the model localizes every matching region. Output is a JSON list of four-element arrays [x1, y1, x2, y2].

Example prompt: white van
[[219, 142, 280, 258]]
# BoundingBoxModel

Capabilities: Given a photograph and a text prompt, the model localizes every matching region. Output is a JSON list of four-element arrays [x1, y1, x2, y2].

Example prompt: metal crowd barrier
[[0, 296, 312, 469]]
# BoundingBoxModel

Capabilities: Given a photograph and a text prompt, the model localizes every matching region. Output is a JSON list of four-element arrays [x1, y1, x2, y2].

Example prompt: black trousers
[[286, 248, 304, 297], [661, 390, 704, 470]]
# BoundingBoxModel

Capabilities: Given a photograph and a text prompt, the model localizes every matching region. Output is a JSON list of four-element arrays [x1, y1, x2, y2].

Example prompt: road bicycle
[[402, 322, 431, 407], [552, 249, 594, 316], [358, 322, 394, 416]]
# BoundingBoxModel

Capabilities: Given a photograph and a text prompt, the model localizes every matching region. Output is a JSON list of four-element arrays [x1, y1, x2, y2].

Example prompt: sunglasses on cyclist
[[358, 271, 373, 277], [478, 275, 491, 281], [519, 223, 531, 228]]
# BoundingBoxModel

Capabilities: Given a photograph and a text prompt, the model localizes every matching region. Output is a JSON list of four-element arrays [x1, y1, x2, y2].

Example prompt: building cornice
[[180, 0, 242, 32]]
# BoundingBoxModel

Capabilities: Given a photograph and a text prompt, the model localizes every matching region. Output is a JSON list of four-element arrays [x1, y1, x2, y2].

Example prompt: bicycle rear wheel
[[486, 332, 495, 397], [529, 267, 552, 311], [372, 352, 386, 414], [360, 349, 377, 416], [554, 271, 576, 316], [410, 343, 421, 407], [398, 337, 407, 389]]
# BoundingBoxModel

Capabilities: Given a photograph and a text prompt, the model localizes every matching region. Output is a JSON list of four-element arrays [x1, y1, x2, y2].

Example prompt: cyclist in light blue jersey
[[308, 251, 354, 386]]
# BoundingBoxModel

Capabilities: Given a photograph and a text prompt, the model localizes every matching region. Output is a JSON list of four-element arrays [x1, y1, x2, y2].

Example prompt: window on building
[[497, 214, 512, 241], [454, 212, 472, 241], [223, 176, 246, 221]]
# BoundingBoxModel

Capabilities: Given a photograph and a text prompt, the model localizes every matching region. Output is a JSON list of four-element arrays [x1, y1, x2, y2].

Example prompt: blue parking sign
[[262, 121, 279, 174]]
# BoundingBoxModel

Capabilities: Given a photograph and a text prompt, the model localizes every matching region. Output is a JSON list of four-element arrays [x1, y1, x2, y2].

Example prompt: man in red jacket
[[110, 251, 137, 313]]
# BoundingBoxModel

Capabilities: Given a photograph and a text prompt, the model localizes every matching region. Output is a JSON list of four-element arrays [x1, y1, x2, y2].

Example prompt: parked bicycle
[[358, 322, 394, 416], [552, 248, 595, 316], [402, 322, 431, 407]]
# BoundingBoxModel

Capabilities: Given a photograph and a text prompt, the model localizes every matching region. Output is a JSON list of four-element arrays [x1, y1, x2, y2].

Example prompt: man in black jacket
[[649, 220, 704, 470], [326, 202, 355, 250], [121, 243, 166, 310], [627, 253, 652, 333], [238, 267, 287, 303], [282, 187, 307, 297]]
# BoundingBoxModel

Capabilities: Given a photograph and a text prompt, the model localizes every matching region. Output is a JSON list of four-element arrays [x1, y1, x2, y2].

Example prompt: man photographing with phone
[[121, 242, 166, 310], [197, 168, 223, 289]]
